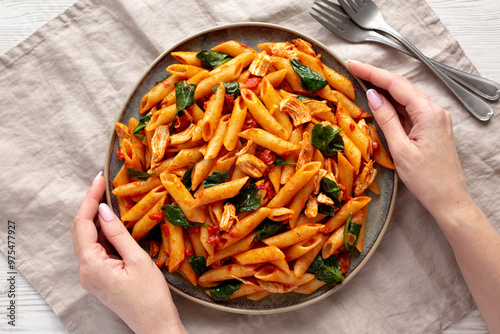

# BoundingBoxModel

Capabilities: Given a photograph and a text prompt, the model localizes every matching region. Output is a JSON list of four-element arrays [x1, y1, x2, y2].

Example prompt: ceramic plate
[[105, 22, 397, 314]]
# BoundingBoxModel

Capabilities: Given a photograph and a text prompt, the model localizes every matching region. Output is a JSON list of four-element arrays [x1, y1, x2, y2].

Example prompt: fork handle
[[371, 36, 500, 101], [377, 24, 494, 121]]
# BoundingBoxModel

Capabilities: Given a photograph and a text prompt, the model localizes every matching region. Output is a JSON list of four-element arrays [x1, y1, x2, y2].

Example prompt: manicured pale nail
[[92, 171, 103, 185], [99, 203, 115, 222], [367, 89, 384, 110], [347, 59, 362, 64]]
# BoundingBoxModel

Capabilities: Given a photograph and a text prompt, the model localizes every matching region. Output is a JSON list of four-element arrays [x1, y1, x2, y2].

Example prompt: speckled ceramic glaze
[[105, 22, 397, 314]]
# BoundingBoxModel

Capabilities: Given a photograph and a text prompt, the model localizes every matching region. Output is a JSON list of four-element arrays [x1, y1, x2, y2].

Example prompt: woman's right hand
[[348, 60, 474, 219]]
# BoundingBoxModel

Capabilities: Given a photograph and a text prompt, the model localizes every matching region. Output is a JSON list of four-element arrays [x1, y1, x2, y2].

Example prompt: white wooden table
[[0, 0, 498, 332]]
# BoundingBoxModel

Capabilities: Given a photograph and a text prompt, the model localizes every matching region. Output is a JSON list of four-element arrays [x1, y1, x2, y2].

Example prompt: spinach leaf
[[290, 58, 328, 94], [211, 81, 241, 97], [182, 161, 198, 191], [209, 280, 241, 301], [344, 213, 361, 252], [318, 204, 336, 216], [175, 81, 196, 113], [311, 123, 344, 158], [229, 183, 261, 212], [196, 50, 233, 69], [203, 171, 229, 188], [161, 205, 207, 229], [155, 73, 172, 85], [296, 94, 311, 102], [255, 219, 287, 241], [273, 156, 297, 166], [188, 256, 208, 276], [320, 177, 342, 208], [132, 114, 152, 136], [127, 168, 156, 181], [307, 253, 345, 283]]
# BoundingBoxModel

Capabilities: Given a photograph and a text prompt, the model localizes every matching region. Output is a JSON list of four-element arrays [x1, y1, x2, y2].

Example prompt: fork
[[337, 0, 494, 121], [311, 1, 500, 102]]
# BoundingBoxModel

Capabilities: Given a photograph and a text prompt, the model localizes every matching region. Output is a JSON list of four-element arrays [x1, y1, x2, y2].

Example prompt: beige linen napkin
[[0, 0, 498, 333]]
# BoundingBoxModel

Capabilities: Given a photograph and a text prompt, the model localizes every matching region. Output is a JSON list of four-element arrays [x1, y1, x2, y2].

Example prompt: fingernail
[[347, 59, 362, 64], [367, 89, 384, 110], [92, 171, 103, 185], [99, 203, 115, 222]]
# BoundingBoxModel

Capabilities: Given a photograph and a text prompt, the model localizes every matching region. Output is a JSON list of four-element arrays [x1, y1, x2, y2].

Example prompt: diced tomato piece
[[349, 123, 356, 131], [243, 118, 259, 131], [223, 94, 235, 113], [161, 224, 170, 237], [257, 181, 275, 199], [206, 225, 221, 244], [187, 226, 200, 234], [174, 114, 189, 133], [256, 151, 276, 165], [372, 141, 379, 150], [337, 252, 350, 274], [149, 241, 160, 257], [149, 212, 164, 221], [242, 77, 261, 90], [185, 247, 194, 258], [227, 264, 233, 271], [116, 147, 124, 160]]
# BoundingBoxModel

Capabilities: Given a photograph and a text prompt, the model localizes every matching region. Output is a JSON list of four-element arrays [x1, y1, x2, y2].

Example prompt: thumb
[[98, 203, 145, 262], [366, 89, 409, 151]]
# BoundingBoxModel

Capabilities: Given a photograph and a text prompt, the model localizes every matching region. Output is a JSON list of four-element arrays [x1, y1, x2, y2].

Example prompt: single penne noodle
[[332, 90, 371, 118], [112, 165, 134, 220], [238, 128, 299, 156], [168, 148, 203, 171], [201, 84, 226, 141], [241, 88, 288, 140], [295, 213, 328, 227], [191, 158, 215, 191], [294, 235, 326, 278], [233, 245, 285, 265], [189, 232, 209, 259], [330, 123, 362, 175], [221, 207, 271, 249], [210, 150, 237, 175], [262, 223, 323, 249], [200, 226, 215, 256], [148, 104, 177, 131], [263, 68, 287, 87], [260, 77, 282, 114], [255, 265, 315, 286], [192, 103, 205, 123], [338, 152, 355, 197], [206, 232, 257, 266], [211, 40, 258, 56], [280, 127, 302, 184], [131, 195, 166, 241], [229, 284, 264, 299], [268, 165, 282, 194], [166, 64, 205, 79], [268, 161, 321, 208], [269, 258, 291, 275], [267, 207, 294, 222], [322, 196, 371, 233], [159, 172, 206, 223], [246, 290, 272, 301], [355, 205, 369, 253], [128, 118, 146, 169], [205, 114, 230, 159], [169, 123, 197, 146], [193, 176, 249, 208], [223, 96, 247, 151], [194, 62, 243, 101], [293, 278, 327, 295], [366, 123, 395, 169], [120, 139, 142, 171], [122, 185, 167, 221], [139, 74, 181, 114], [198, 264, 260, 283], [171, 51, 202, 66], [368, 178, 380, 195], [323, 64, 355, 100], [112, 176, 162, 197], [178, 258, 197, 286], [165, 221, 185, 273], [285, 235, 323, 261], [336, 105, 372, 161], [322, 225, 345, 259]]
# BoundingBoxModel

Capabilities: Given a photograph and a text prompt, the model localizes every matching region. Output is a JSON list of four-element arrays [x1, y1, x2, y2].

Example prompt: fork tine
[[338, 0, 358, 17], [310, 13, 347, 34], [314, 1, 349, 22]]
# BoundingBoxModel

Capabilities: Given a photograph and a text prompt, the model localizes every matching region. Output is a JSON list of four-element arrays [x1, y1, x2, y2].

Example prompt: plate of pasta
[[105, 22, 397, 313]]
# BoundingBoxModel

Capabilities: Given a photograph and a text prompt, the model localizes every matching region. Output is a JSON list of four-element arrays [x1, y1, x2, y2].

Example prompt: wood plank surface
[[0, 0, 498, 333]]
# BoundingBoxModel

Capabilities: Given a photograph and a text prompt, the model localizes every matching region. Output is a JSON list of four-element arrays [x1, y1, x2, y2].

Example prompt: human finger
[[98, 203, 147, 263], [72, 172, 105, 257]]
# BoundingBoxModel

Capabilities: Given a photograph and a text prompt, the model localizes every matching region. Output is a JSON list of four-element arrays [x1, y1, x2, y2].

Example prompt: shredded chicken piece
[[346, 232, 357, 247], [269, 41, 299, 58], [292, 38, 316, 57], [235, 139, 255, 157], [354, 160, 377, 196], [249, 52, 272, 77], [304, 99, 332, 115], [150, 125, 170, 169], [236, 153, 268, 178], [317, 193, 334, 206], [305, 195, 318, 218], [313, 169, 328, 194], [296, 127, 313, 170], [220, 203, 238, 232], [280, 96, 311, 127]]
